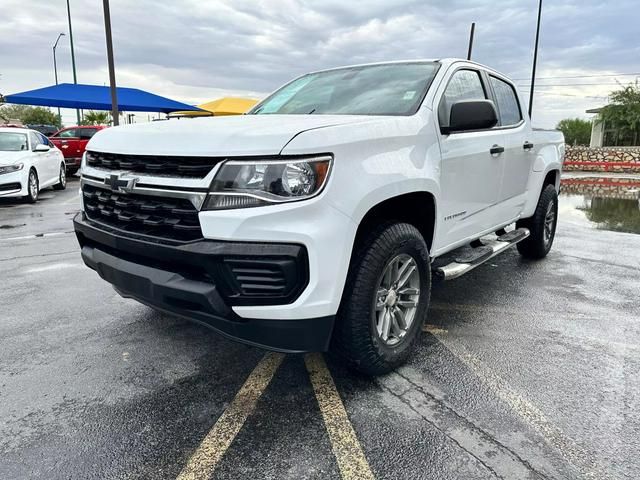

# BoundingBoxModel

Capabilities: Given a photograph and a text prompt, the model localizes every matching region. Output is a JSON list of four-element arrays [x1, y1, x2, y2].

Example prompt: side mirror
[[443, 100, 498, 134], [34, 144, 50, 153]]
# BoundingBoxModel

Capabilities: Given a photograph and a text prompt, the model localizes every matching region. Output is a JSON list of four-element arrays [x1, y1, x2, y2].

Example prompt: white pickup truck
[[74, 58, 564, 374]]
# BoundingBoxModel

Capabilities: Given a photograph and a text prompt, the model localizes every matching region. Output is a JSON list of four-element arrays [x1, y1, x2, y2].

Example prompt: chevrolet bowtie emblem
[[104, 174, 138, 193]]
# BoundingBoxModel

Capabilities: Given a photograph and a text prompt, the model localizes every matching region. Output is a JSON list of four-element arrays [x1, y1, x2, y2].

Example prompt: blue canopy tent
[[3, 83, 201, 113]]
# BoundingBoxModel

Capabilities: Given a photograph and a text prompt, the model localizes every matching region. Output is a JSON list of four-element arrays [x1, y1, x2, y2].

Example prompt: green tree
[[80, 110, 110, 126], [556, 118, 592, 146], [0, 104, 61, 127], [599, 81, 640, 146]]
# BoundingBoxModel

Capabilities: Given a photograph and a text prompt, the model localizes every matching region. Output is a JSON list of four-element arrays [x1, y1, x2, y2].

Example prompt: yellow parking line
[[305, 353, 375, 480], [176, 352, 284, 480]]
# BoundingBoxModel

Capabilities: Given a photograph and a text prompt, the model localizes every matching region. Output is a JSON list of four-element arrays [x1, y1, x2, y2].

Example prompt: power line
[[517, 82, 630, 87], [512, 72, 640, 81], [518, 89, 607, 99]]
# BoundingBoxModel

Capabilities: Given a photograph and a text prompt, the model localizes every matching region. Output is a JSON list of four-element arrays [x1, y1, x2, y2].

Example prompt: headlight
[[0, 163, 24, 175], [203, 156, 332, 210]]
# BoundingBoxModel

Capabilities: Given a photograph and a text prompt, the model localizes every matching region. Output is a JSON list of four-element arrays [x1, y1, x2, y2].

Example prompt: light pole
[[52, 33, 65, 127], [103, 0, 119, 126], [66, 0, 80, 124]]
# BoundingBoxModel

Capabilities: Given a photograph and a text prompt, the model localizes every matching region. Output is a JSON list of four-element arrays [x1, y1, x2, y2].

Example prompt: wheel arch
[[352, 191, 437, 253], [522, 165, 561, 218], [543, 169, 560, 191]]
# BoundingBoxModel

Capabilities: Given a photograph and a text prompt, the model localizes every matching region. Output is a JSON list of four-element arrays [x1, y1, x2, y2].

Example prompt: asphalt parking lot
[[1, 175, 639, 480]]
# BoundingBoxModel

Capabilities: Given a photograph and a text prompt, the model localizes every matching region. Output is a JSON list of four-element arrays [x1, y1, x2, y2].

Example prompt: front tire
[[332, 223, 431, 376], [516, 184, 558, 259], [25, 169, 39, 203], [53, 163, 67, 190]]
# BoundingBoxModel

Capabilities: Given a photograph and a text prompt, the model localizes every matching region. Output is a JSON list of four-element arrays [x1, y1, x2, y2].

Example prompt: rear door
[[52, 128, 81, 160], [77, 128, 99, 156], [435, 68, 505, 250], [486, 74, 534, 220]]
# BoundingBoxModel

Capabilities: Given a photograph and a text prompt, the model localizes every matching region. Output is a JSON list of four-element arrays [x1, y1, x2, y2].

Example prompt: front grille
[[86, 151, 222, 178], [82, 184, 202, 242]]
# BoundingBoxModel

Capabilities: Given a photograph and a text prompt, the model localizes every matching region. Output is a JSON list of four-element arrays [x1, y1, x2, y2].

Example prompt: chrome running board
[[435, 228, 530, 280]]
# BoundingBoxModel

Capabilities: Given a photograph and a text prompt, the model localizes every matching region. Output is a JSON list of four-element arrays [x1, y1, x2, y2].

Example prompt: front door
[[435, 68, 505, 250]]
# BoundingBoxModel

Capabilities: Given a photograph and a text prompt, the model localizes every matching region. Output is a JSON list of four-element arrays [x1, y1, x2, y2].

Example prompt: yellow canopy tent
[[170, 97, 259, 117]]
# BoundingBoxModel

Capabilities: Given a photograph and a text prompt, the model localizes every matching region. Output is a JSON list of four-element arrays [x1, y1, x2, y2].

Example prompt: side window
[[37, 133, 49, 145], [29, 132, 42, 150], [489, 76, 522, 126], [78, 128, 98, 139], [58, 129, 78, 138], [438, 69, 487, 128]]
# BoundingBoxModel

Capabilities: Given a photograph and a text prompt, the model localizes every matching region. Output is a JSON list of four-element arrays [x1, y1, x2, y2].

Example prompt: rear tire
[[331, 222, 431, 376], [53, 163, 67, 190], [24, 169, 39, 203], [516, 184, 558, 259]]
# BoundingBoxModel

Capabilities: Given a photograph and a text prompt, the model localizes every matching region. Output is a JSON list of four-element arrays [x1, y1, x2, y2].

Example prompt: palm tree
[[81, 110, 110, 126]]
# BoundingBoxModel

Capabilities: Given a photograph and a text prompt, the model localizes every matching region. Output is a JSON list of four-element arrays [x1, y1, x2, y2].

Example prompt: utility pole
[[66, 0, 80, 124], [529, 0, 542, 119], [103, 0, 119, 126], [52, 33, 65, 126], [467, 23, 476, 61]]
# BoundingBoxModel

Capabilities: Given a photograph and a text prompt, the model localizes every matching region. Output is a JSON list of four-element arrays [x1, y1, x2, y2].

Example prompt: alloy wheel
[[544, 199, 556, 247], [373, 254, 421, 346], [29, 172, 38, 200]]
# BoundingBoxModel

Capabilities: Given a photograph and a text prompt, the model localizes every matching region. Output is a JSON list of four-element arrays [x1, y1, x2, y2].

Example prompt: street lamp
[[52, 33, 65, 127]]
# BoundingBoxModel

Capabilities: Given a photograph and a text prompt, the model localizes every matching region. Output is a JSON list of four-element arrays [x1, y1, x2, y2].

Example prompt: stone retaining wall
[[563, 146, 640, 173]]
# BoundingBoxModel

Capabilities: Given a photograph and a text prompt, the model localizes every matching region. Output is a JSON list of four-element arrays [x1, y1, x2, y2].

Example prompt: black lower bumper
[[74, 213, 334, 353]]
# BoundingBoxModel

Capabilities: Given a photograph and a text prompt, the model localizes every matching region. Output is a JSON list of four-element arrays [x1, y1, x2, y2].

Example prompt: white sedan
[[0, 127, 67, 202]]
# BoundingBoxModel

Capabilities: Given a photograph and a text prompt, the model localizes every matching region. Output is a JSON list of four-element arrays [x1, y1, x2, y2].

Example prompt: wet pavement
[[1, 174, 639, 479]]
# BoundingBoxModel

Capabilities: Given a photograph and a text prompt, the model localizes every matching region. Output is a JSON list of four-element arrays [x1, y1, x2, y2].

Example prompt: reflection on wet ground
[[560, 175, 640, 234]]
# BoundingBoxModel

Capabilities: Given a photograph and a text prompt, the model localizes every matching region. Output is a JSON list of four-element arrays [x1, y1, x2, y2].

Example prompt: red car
[[49, 125, 107, 175]]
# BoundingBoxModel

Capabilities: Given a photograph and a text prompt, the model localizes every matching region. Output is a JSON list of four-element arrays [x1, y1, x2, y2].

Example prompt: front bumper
[[0, 169, 27, 197], [74, 213, 334, 352], [64, 157, 82, 167]]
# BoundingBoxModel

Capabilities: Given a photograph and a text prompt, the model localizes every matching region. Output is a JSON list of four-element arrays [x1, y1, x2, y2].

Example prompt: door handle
[[523, 141, 534, 150], [490, 145, 504, 155]]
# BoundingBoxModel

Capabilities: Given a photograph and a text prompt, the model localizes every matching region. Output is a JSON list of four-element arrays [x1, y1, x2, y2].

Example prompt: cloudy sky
[[2, 0, 639, 127]]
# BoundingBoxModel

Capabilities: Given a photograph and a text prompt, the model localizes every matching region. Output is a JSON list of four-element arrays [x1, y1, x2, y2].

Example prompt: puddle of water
[[0, 223, 27, 229], [560, 177, 640, 235]]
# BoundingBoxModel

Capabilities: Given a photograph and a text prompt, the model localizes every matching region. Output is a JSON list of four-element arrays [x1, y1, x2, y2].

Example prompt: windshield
[[251, 62, 440, 116], [0, 132, 29, 152]]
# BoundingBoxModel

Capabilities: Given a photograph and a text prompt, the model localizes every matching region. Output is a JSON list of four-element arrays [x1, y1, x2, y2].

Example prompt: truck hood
[[88, 114, 381, 157], [0, 151, 30, 167]]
